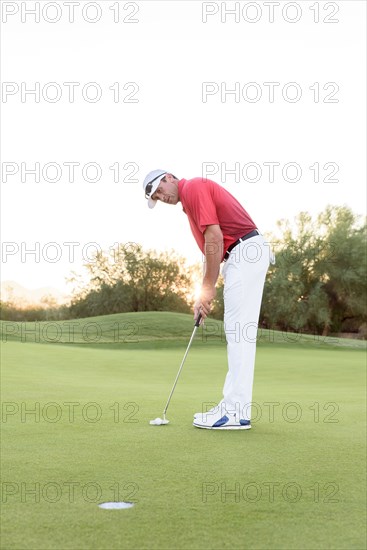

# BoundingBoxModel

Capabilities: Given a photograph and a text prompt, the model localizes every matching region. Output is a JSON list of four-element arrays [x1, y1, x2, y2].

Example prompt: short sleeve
[[185, 179, 219, 233]]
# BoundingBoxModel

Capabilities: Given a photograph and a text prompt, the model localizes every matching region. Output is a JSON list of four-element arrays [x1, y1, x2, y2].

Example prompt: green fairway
[[1, 312, 366, 549]]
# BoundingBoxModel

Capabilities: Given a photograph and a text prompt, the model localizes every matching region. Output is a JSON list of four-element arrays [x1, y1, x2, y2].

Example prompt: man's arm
[[194, 224, 224, 321], [203, 224, 223, 287]]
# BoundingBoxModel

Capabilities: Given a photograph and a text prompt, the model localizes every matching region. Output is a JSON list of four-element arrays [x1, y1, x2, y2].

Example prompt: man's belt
[[223, 230, 259, 262]]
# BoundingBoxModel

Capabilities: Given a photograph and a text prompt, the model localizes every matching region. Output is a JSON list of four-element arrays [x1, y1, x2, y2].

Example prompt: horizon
[[2, 201, 366, 296]]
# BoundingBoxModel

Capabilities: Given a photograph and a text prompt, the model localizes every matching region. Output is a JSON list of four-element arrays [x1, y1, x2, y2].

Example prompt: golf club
[[150, 312, 202, 426]]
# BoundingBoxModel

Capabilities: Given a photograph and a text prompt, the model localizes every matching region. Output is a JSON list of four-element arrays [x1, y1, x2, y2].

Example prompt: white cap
[[143, 170, 167, 209]]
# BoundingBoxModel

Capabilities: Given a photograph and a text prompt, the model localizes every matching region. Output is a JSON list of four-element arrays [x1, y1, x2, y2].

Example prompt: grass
[[1, 312, 366, 549], [1, 311, 366, 348]]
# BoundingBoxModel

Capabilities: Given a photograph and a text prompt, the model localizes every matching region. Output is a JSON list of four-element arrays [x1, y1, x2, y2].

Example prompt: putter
[[150, 313, 202, 426]]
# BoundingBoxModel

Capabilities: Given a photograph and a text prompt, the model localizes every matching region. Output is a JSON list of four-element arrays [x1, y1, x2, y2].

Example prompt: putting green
[[1, 313, 366, 549]]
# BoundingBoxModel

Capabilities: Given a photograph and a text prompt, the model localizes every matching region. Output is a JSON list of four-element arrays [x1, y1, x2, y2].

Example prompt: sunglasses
[[145, 173, 166, 199]]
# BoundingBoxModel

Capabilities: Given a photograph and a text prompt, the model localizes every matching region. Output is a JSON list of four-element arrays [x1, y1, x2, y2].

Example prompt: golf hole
[[98, 502, 134, 510]]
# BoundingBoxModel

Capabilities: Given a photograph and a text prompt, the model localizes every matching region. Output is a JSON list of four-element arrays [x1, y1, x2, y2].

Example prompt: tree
[[261, 206, 366, 336], [313, 206, 366, 333], [68, 244, 193, 318]]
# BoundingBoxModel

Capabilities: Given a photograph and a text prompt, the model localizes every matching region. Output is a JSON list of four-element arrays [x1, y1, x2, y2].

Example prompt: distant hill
[[0, 280, 69, 307], [0, 311, 365, 349]]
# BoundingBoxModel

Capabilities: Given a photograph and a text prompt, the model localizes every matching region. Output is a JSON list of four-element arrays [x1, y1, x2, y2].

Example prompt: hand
[[194, 285, 216, 322]]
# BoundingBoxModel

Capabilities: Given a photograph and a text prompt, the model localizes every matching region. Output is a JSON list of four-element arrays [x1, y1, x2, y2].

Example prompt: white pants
[[221, 234, 273, 421]]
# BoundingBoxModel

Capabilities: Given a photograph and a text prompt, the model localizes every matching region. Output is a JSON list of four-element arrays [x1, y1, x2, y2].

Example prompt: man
[[143, 169, 274, 430]]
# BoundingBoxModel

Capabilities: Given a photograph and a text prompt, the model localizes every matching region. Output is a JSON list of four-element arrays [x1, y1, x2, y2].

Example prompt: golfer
[[143, 170, 274, 430]]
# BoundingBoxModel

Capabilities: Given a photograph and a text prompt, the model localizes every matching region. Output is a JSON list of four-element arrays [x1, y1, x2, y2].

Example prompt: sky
[[1, 0, 366, 297]]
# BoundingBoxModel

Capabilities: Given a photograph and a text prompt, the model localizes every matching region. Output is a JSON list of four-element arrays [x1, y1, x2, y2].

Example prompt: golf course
[[1, 311, 366, 549]]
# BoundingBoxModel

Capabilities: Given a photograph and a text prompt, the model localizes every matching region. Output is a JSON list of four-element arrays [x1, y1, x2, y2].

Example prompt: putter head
[[149, 417, 169, 426]]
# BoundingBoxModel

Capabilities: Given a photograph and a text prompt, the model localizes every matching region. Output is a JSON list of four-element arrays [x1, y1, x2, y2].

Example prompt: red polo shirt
[[178, 177, 257, 261]]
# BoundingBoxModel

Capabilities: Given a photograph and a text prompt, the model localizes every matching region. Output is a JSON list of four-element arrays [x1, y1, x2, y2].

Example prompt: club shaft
[[163, 324, 199, 417]]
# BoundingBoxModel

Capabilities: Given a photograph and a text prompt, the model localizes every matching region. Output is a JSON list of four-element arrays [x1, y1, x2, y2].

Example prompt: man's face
[[151, 174, 180, 205]]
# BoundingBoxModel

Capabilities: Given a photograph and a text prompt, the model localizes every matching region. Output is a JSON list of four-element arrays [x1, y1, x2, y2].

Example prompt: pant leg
[[221, 235, 270, 421]]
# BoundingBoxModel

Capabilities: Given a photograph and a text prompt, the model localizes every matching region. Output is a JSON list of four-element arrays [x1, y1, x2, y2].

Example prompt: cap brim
[[145, 171, 167, 208], [148, 197, 157, 209]]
